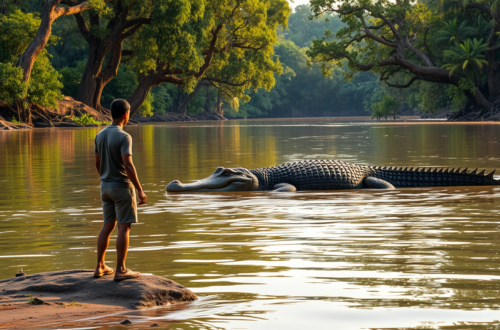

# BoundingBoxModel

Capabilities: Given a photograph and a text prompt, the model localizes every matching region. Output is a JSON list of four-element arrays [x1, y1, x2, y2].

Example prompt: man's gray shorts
[[100, 186, 138, 224]]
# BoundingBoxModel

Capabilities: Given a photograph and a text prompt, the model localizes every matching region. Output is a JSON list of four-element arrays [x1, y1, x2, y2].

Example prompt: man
[[93, 99, 147, 281]]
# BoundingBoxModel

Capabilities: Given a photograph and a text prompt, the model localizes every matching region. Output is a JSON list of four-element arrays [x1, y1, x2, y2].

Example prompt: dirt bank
[[133, 111, 226, 123], [0, 269, 197, 329]]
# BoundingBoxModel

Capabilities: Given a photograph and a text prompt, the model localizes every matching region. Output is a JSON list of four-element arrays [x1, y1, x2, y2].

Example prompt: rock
[[15, 268, 25, 277], [0, 270, 197, 309], [151, 323, 160, 327], [56, 97, 112, 122], [120, 319, 132, 325]]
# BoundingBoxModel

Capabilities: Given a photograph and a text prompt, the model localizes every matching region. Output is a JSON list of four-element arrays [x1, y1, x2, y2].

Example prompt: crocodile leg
[[363, 177, 395, 189], [273, 183, 297, 192]]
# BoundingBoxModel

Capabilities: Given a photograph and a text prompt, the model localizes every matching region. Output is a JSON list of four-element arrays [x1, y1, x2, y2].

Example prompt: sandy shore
[[0, 269, 197, 329]]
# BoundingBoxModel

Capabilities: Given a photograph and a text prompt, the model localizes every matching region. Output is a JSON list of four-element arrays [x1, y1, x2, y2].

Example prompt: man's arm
[[122, 155, 147, 205], [94, 153, 101, 176]]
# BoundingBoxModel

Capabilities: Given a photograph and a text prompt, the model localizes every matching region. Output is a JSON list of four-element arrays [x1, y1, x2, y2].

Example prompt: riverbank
[[2, 98, 499, 132], [0, 270, 197, 329], [0, 97, 227, 131]]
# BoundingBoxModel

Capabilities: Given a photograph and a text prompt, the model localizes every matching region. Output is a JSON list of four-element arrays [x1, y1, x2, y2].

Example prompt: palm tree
[[436, 18, 477, 45], [442, 38, 488, 83]]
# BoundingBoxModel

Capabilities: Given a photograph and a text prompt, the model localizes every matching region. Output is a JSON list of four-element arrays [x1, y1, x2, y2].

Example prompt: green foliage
[[447, 85, 468, 112], [371, 95, 400, 120], [0, 62, 28, 104], [138, 92, 154, 117], [0, 9, 52, 64], [435, 18, 476, 45], [73, 113, 110, 125], [25, 294, 45, 305], [0, 9, 62, 108], [151, 85, 173, 115], [101, 65, 137, 108], [283, 5, 344, 48], [59, 66, 83, 98], [10, 116, 22, 124], [28, 52, 63, 108], [442, 38, 488, 78]]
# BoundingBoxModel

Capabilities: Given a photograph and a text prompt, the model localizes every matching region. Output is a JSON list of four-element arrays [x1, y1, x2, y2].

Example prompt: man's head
[[111, 99, 130, 125]]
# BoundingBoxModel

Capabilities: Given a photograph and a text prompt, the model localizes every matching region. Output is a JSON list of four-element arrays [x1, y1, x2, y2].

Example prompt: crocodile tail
[[370, 166, 498, 187]]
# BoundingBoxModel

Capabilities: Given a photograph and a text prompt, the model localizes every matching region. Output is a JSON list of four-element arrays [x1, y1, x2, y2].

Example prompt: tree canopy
[[306, 0, 500, 119]]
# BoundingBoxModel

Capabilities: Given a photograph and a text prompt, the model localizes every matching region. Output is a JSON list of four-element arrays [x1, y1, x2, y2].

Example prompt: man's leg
[[95, 222, 116, 274], [115, 223, 132, 276]]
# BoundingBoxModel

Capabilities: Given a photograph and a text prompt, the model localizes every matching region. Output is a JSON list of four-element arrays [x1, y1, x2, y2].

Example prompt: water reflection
[[1, 120, 500, 329]]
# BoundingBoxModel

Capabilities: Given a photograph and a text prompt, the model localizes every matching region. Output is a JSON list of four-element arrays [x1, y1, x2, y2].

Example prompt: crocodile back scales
[[250, 160, 368, 191], [248, 160, 498, 190]]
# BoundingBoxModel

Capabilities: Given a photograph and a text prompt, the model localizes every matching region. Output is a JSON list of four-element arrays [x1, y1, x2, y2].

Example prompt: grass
[[26, 294, 45, 305], [10, 117, 22, 124], [72, 113, 111, 126]]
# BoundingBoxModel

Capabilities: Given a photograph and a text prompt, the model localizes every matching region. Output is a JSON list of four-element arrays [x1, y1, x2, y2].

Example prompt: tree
[[126, 0, 291, 117], [307, 0, 500, 117], [0, 9, 63, 122], [72, 0, 150, 110], [18, 0, 101, 83], [371, 95, 399, 120]]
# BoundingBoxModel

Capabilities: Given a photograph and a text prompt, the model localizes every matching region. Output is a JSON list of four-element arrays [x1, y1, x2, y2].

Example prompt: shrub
[[73, 113, 110, 126]]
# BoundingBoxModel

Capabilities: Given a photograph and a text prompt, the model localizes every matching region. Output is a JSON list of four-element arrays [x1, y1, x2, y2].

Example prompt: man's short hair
[[110, 99, 130, 119]]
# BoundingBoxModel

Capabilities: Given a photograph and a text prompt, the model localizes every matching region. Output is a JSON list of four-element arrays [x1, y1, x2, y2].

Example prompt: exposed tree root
[[448, 101, 500, 121], [0, 97, 112, 129]]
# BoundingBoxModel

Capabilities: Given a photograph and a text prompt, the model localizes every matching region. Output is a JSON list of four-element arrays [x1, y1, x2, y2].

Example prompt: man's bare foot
[[114, 269, 140, 281], [93, 264, 114, 278]]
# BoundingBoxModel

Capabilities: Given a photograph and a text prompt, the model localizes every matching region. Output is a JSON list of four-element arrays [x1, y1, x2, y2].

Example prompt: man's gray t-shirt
[[94, 125, 133, 188]]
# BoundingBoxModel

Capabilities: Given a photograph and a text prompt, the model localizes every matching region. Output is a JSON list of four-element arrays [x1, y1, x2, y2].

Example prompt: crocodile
[[165, 160, 499, 192]]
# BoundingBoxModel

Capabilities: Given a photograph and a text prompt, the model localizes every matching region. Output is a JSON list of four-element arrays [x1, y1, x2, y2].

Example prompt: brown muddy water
[[1, 119, 500, 329]]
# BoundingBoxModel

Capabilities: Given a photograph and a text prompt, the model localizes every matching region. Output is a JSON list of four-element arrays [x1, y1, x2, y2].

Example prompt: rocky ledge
[[0, 269, 197, 309]]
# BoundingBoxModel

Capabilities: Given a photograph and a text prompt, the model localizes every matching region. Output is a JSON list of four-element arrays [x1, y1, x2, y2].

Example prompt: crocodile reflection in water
[[166, 160, 499, 192]]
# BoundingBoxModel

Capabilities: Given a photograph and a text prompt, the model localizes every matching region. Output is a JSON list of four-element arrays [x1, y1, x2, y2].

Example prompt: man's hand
[[122, 155, 146, 205], [138, 189, 147, 205]]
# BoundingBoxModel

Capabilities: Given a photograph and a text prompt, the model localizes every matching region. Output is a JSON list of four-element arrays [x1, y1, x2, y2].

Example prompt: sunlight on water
[[1, 119, 500, 329]]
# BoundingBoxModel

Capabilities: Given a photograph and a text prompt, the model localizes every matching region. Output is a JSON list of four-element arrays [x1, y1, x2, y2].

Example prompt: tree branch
[[121, 18, 150, 40], [73, 12, 91, 42], [466, 3, 491, 15], [404, 36, 434, 67], [360, 16, 397, 47], [195, 23, 225, 79], [383, 76, 422, 88]]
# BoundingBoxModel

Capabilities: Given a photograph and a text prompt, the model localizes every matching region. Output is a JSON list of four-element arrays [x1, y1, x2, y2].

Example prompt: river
[[1, 119, 500, 329]]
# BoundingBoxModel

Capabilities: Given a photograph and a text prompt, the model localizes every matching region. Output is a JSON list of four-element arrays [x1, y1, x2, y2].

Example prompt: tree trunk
[[214, 92, 223, 115], [73, 8, 148, 110], [16, 100, 32, 125], [467, 88, 494, 113], [128, 74, 158, 118], [76, 41, 104, 107], [17, 0, 60, 82], [18, 0, 91, 82], [486, 53, 500, 101], [176, 82, 207, 115], [76, 40, 123, 109]]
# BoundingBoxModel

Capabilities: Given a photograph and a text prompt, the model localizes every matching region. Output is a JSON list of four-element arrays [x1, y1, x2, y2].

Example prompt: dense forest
[[1, 0, 500, 124]]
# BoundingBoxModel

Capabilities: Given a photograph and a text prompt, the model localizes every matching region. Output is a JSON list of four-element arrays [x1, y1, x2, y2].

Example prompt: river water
[[1, 119, 500, 329]]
